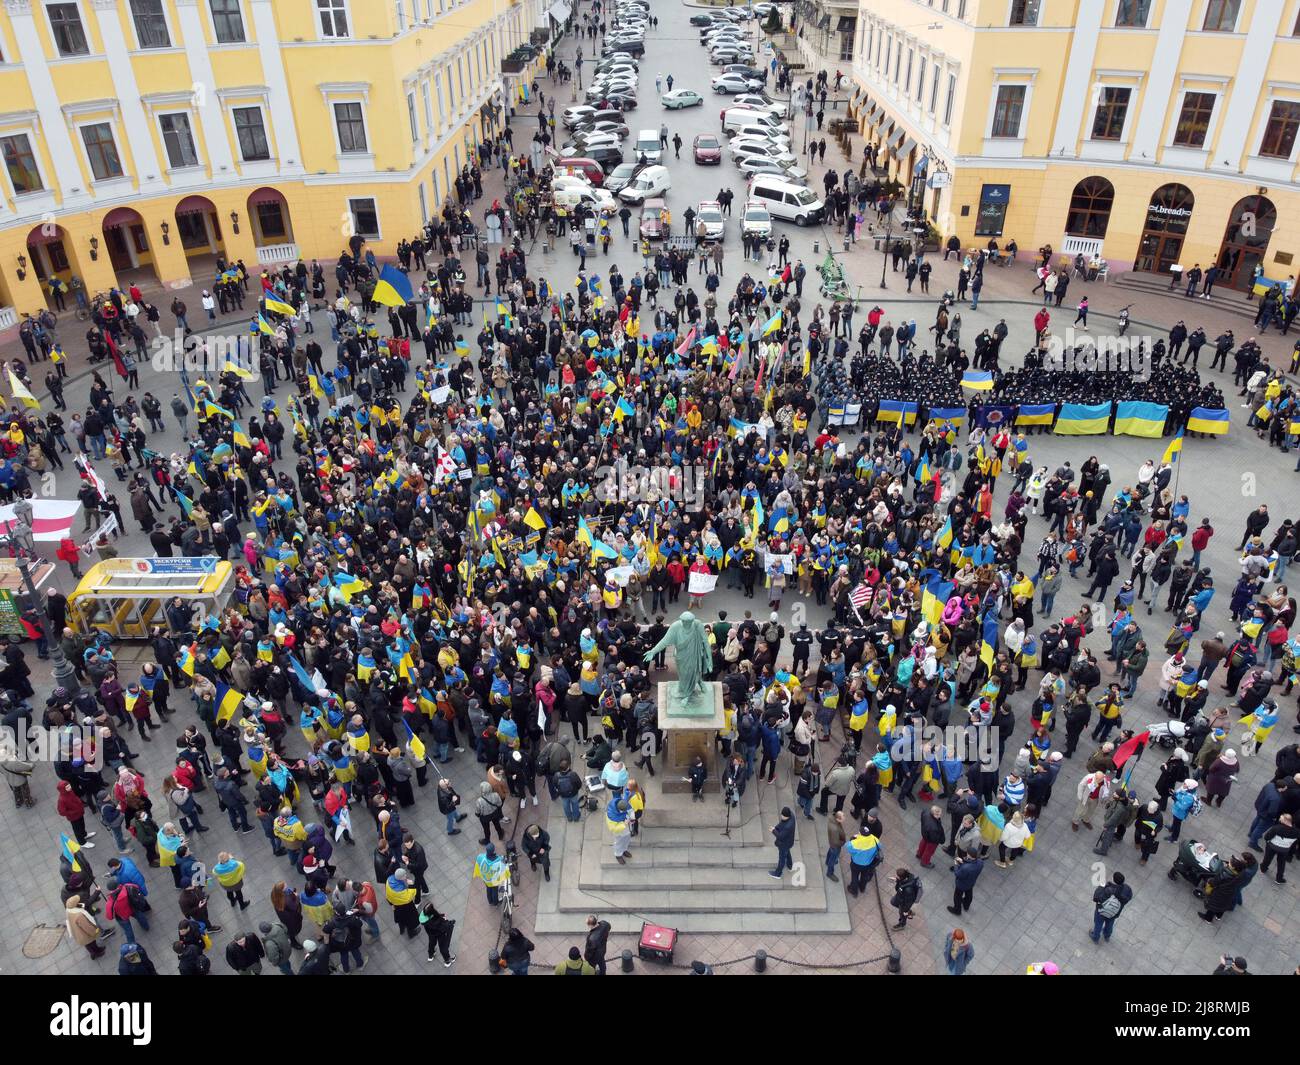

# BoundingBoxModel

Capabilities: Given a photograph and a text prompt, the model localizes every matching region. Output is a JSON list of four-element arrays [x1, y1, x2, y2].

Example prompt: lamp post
[[879, 213, 893, 289], [1, 502, 78, 699]]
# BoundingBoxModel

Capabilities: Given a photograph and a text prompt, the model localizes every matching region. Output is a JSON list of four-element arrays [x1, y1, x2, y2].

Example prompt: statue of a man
[[643, 610, 713, 702]]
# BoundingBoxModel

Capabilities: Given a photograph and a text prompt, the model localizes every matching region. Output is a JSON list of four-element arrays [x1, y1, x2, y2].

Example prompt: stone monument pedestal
[[657, 682, 724, 794]]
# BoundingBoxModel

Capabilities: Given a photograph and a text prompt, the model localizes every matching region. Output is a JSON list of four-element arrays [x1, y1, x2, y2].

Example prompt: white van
[[721, 107, 786, 137], [633, 128, 662, 164], [618, 164, 671, 204], [747, 175, 824, 226]]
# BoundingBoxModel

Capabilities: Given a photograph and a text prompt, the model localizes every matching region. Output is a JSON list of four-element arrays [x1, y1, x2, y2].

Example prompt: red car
[[693, 133, 722, 164]]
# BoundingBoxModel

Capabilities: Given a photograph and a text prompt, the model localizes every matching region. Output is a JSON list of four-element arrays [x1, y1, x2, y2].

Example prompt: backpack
[[1097, 891, 1123, 920], [763, 623, 780, 644]]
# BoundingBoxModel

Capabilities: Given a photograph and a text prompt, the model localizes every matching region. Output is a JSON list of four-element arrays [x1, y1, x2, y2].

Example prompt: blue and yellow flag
[[373, 264, 415, 307], [960, 369, 993, 391], [403, 719, 427, 762], [1162, 427, 1184, 465], [1015, 403, 1056, 427], [979, 611, 1000, 670], [1187, 407, 1229, 436], [214, 681, 245, 724], [1055, 402, 1111, 436], [60, 833, 82, 873], [264, 296, 296, 317], [1113, 401, 1168, 439]]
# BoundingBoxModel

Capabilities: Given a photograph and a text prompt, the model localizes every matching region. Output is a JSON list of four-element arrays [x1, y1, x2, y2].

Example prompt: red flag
[[1112, 730, 1150, 769]]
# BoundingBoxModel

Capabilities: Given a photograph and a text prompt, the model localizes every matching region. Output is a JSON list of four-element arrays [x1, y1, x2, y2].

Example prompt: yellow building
[[0, 0, 564, 320], [850, 0, 1300, 289]]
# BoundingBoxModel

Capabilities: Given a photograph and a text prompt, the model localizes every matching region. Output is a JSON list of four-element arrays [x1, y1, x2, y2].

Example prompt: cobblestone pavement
[[3, 1, 1299, 976]]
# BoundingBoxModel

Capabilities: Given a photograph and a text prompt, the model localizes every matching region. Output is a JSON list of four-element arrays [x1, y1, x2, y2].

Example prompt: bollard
[[488, 949, 502, 973], [813, 239, 820, 254], [843, 236, 850, 252], [888, 947, 902, 974], [754, 949, 767, 973], [621, 949, 635, 973]]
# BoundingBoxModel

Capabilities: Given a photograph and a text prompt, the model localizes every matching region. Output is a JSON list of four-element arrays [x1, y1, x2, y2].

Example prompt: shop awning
[[878, 117, 894, 138], [888, 127, 906, 149], [900, 137, 917, 158], [546, 1, 571, 24], [837, 15, 856, 30], [865, 103, 879, 121]]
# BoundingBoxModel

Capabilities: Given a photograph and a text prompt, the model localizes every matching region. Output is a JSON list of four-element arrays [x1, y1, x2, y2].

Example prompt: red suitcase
[[638, 922, 677, 964]]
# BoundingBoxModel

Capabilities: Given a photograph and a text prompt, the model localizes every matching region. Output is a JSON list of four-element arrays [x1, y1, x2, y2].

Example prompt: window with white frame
[[944, 72, 956, 124], [1090, 86, 1131, 140], [436, 71, 449, 128], [990, 84, 1026, 138], [422, 81, 433, 133], [334, 101, 368, 153], [1009, 0, 1039, 26], [892, 41, 900, 84], [47, 2, 90, 56], [929, 65, 939, 114], [1172, 91, 1215, 147], [904, 48, 912, 93], [1260, 99, 1300, 158], [396, 0, 407, 32], [233, 106, 270, 160], [916, 56, 926, 103], [407, 91, 418, 141], [158, 112, 199, 167], [1202, 0, 1239, 31], [418, 181, 428, 223], [0, 133, 43, 194], [210, 0, 246, 43], [349, 197, 380, 239], [130, 0, 171, 48], [1114, 0, 1151, 27], [318, 0, 350, 38], [80, 122, 123, 180]]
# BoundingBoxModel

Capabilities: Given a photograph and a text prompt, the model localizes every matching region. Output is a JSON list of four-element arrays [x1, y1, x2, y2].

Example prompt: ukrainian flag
[[214, 681, 245, 724], [222, 360, 255, 381], [921, 576, 954, 626], [403, 720, 427, 762], [578, 517, 617, 559], [523, 506, 549, 531], [373, 264, 415, 307], [1055, 402, 1111, 436], [761, 310, 782, 336], [334, 571, 365, 601], [253, 314, 275, 336], [961, 369, 993, 391], [876, 399, 918, 425], [202, 400, 234, 420], [1252, 274, 1290, 297], [175, 490, 195, 518], [1015, 403, 1056, 427], [264, 296, 296, 316], [1187, 407, 1230, 436], [288, 653, 318, 694], [59, 833, 83, 873], [231, 422, 252, 449], [1113, 401, 1168, 439], [1162, 427, 1184, 465], [613, 397, 636, 422], [928, 405, 966, 426], [979, 611, 1000, 670], [935, 516, 953, 552]]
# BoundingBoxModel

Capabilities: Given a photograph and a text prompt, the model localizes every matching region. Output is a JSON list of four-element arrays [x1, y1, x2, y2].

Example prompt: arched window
[[1064, 177, 1115, 238]]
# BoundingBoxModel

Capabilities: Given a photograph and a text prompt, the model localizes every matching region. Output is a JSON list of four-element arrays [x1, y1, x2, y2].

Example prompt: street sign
[[131, 557, 219, 575]]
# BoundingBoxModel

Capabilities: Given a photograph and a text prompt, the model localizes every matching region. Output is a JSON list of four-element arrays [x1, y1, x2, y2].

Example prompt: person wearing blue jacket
[[106, 856, 148, 897], [1166, 779, 1200, 841], [769, 807, 797, 879], [758, 720, 782, 783], [947, 849, 984, 915], [842, 827, 882, 896]]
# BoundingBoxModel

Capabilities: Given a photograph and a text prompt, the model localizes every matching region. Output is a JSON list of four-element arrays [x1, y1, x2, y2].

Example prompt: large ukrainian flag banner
[[1113, 401, 1168, 438], [1187, 406, 1230, 435], [1015, 403, 1056, 427], [1252, 274, 1291, 297], [961, 369, 993, 391], [1055, 402, 1111, 435], [876, 399, 918, 425]]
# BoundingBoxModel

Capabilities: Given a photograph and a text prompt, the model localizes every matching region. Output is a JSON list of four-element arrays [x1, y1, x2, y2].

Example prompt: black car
[[604, 39, 644, 56], [690, 12, 718, 24], [585, 144, 625, 172], [604, 91, 638, 110]]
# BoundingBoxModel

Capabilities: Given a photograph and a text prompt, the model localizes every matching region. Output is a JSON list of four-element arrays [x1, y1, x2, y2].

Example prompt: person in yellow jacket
[[273, 806, 308, 854], [212, 851, 249, 910], [472, 843, 509, 905]]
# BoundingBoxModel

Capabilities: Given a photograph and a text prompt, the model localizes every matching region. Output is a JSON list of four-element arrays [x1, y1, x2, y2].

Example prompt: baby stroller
[[817, 253, 850, 300], [1146, 718, 1188, 751], [1167, 839, 1223, 897]]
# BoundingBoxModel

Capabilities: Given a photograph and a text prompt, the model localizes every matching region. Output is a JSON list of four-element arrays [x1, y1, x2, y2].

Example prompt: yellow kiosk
[[68, 558, 234, 639]]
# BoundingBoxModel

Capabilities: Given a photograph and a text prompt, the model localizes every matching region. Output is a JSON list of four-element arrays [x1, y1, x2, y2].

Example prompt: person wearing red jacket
[[55, 537, 83, 579], [1190, 519, 1215, 570], [57, 780, 95, 847]]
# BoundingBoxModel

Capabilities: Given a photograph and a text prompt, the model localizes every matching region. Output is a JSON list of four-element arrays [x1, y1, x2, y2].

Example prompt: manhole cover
[[23, 924, 65, 959]]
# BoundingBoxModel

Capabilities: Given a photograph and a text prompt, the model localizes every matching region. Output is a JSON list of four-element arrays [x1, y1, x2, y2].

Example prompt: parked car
[[693, 133, 723, 164], [639, 198, 670, 240], [663, 89, 704, 110], [712, 73, 762, 94], [740, 200, 773, 240], [735, 155, 807, 181], [618, 164, 671, 203], [695, 200, 725, 241], [604, 161, 641, 193]]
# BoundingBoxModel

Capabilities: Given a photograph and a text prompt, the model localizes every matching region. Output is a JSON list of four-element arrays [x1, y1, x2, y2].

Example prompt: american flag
[[849, 583, 873, 609]]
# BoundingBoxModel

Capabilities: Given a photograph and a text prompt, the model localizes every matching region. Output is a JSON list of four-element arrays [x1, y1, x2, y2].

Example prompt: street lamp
[[879, 213, 893, 289], [1, 499, 78, 698]]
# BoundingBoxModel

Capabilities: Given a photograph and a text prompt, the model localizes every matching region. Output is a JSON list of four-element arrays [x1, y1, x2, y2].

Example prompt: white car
[[731, 131, 793, 154], [695, 200, 725, 241], [712, 73, 762, 94], [562, 105, 598, 128], [732, 140, 797, 167], [595, 62, 638, 78], [735, 155, 807, 181], [711, 49, 753, 66], [733, 93, 784, 115], [552, 183, 618, 213], [586, 83, 636, 102], [565, 131, 622, 153], [741, 201, 773, 239]]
